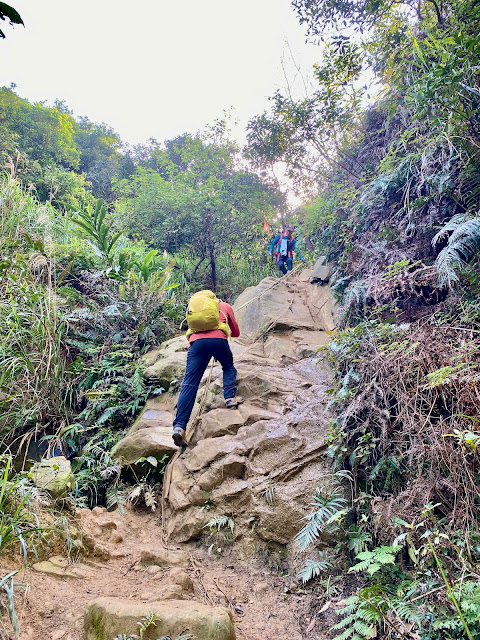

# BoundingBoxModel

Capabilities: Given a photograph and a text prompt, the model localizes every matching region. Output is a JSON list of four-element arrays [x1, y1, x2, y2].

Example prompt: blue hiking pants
[[277, 256, 293, 275], [173, 338, 237, 431]]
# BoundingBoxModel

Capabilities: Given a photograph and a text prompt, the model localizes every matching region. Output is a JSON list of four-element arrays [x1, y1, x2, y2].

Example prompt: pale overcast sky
[[0, 0, 321, 147]]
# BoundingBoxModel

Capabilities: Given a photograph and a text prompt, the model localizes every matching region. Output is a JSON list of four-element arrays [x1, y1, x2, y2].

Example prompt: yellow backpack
[[185, 290, 231, 339]]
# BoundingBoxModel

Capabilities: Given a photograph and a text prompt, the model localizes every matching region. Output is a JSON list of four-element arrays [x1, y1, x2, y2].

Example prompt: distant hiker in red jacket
[[172, 290, 242, 448]]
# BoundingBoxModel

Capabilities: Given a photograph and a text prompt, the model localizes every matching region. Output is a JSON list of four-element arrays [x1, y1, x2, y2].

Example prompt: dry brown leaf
[[306, 617, 316, 634]]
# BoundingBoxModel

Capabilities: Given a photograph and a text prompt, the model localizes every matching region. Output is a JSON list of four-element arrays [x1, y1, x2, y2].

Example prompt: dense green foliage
[[0, 88, 133, 206], [0, 176, 179, 504], [115, 132, 284, 295]]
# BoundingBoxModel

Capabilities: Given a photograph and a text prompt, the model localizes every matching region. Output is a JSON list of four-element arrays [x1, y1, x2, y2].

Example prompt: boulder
[[233, 276, 334, 343], [84, 597, 235, 640], [32, 555, 92, 579], [111, 398, 177, 465], [140, 547, 189, 568], [310, 256, 332, 283], [111, 424, 176, 466], [164, 507, 211, 542], [30, 456, 74, 497], [306, 284, 336, 331], [143, 336, 187, 389], [155, 568, 195, 600]]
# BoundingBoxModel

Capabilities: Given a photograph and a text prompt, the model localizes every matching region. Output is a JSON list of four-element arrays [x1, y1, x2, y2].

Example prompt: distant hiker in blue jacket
[[268, 225, 302, 275]]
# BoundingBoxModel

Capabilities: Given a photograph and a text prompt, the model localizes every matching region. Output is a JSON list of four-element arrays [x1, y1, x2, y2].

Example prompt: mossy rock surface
[[30, 456, 74, 497], [84, 597, 236, 640]]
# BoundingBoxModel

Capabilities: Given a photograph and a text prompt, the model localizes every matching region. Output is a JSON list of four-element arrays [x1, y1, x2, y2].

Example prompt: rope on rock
[[234, 261, 305, 313], [161, 358, 215, 542]]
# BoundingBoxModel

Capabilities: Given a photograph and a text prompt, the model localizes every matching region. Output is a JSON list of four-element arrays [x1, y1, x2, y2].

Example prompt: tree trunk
[[209, 243, 217, 290]]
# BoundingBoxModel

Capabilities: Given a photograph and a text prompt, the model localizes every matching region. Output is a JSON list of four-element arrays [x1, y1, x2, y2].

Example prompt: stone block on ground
[[310, 256, 329, 280], [30, 456, 74, 497], [84, 597, 236, 640], [164, 506, 210, 542], [32, 556, 92, 579], [155, 568, 195, 600]]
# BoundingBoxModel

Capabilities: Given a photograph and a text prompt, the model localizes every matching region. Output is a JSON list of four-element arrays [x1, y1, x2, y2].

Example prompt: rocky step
[[84, 597, 236, 640]]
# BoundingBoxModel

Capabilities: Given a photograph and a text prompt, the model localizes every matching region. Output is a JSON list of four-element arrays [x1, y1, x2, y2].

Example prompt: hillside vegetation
[[1, 0, 480, 637], [246, 0, 480, 637]]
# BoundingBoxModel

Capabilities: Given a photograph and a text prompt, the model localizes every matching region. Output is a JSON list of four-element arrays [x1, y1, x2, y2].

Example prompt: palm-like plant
[[70, 199, 122, 267]]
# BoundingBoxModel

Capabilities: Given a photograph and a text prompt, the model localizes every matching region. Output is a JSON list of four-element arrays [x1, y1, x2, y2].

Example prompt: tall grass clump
[[0, 174, 69, 441]]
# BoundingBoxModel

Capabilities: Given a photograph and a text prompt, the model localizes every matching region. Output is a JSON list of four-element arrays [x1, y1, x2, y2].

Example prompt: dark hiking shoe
[[172, 427, 187, 448], [225, 396, 244, 409]]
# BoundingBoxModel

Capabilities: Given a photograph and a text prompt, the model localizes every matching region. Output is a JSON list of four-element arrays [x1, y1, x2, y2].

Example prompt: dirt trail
[[7, 493, 330, 640]]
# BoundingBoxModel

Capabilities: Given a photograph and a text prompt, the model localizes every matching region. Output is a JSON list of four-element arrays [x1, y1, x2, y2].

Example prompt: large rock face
[[161, 271, 339, 549], [233, 269, 335, 344], [112, 269, 339, 553], [164, 358, 335, 545], [84, 597, 235, 640]]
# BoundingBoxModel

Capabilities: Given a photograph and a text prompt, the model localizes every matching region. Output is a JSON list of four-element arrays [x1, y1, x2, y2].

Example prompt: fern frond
[[144, 486, 157, 512], [434, 215, 480, 287], [333, 614, 357, 630], [352, 620, 376, 638], [294, 486, 348, 551], [348, 545, 401, 575], [297, 552, 333, 583], [204, 515, 234, 532], [394, 600, 426, 625]]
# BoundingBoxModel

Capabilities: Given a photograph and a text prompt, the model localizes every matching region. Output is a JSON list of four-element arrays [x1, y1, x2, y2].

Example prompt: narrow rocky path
[[9, 265, 338, 640], [10, 505, 328, 640]]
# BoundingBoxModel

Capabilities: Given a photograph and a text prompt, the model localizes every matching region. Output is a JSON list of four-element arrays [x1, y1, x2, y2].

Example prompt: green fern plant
[[433, 214, 480, 287], [348, 545, 402, 576], [204, 515, 234, 533], [294, 485, 348, 551], [332, 588, 382, 640], [332, 583, 426, 640], [203, 515, 235, 553], [297, 551, 334, 583]]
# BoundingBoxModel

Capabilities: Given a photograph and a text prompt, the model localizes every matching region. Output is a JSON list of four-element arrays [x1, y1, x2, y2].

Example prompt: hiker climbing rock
[[172, 290, 242, 448], [268, 225, 303, 275]]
